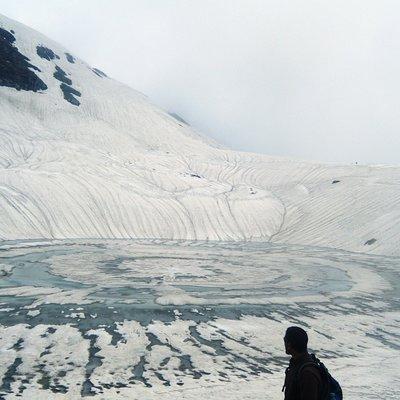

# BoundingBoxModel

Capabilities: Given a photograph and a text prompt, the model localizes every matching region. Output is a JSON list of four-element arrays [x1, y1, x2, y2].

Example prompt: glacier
[[0, 14, 399, 255], [0, 13, 399, 400]]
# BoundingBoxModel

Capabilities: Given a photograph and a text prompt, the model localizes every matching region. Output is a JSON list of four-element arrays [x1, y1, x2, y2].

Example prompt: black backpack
[[296, 354, 343, 400]]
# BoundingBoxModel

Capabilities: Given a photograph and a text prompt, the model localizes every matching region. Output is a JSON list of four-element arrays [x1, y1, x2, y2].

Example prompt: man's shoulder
[[298, 363, 322, 383]]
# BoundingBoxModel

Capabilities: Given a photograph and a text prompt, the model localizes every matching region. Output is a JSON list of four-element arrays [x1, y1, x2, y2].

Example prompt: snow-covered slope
[[1, 14, 399, 255]]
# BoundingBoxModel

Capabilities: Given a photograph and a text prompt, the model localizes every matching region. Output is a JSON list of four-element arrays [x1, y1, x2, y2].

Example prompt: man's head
[[284, 326, 308, 356]]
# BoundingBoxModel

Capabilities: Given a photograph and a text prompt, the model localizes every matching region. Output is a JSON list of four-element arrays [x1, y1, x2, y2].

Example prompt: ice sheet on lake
[[0, 240, 399, 399]]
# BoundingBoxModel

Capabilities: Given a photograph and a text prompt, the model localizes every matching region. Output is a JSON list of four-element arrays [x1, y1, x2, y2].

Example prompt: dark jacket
[[283, 353, 322, 400]]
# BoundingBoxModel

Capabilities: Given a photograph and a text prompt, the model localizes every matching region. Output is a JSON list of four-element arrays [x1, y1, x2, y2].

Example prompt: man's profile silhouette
[[282, 326, 323, 400]]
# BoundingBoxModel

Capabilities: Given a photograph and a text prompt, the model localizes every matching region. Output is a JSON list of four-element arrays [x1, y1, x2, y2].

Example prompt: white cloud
[[1, 0, 399, 164]]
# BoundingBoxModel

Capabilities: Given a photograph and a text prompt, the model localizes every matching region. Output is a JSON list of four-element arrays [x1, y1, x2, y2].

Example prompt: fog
[[1, 0, 399, 164]]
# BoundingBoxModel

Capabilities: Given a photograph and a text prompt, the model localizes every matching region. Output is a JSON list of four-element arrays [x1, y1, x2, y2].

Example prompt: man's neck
[[291, 350, 308, 361]]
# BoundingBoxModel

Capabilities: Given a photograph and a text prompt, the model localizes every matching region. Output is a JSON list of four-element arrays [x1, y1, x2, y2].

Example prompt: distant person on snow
[[282, 326, 322, 400]]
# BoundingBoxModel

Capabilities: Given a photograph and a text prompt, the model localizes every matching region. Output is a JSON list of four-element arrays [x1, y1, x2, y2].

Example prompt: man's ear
[[285, 341, 293, 354]]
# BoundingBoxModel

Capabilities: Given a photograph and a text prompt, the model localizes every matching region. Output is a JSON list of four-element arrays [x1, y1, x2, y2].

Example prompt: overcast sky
[[1, 0, 399, 164]]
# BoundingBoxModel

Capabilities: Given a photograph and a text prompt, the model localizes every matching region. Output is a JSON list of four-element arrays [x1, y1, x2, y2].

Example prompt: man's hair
[[284, 326, 308, 352]]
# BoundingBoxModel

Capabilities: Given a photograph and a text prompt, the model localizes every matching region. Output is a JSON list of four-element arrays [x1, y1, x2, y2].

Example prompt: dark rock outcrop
[[65, 53, 75, 63], [0, 28, 47, 92], [36, 45, 59, 61], [60, 83, 81, 106], [53, 66, 72, 85]]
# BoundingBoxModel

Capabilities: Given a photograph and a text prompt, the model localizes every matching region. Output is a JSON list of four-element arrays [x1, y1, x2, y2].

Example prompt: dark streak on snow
[[92, 68, 107, 78], [11, 338, 24, 351], [65, 53, 75, 63], [131, 356, 152, 387], [0, 357, 22, 395], [81, 333, 103, 396], [104, 323, 125, 346], [169, 112, 190, 126]]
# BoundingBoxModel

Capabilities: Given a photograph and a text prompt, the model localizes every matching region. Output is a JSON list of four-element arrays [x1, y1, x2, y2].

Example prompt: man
[[282, 326, 323, 400]]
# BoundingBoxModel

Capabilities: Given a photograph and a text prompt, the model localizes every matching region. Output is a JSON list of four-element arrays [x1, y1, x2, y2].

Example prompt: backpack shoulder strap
[[295, 360, 323, 390], [297, 361, 319, 377]]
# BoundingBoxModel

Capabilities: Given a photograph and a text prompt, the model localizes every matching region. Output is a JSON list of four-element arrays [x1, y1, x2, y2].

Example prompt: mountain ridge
[[0, 13, 399, 256]]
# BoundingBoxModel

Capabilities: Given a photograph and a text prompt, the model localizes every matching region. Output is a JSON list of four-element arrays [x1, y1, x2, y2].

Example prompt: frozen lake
[[0, 240, 399, 399]]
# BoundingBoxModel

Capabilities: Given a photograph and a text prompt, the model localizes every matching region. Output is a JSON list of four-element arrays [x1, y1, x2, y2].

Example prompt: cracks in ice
[[268, 192, 288, 243]]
